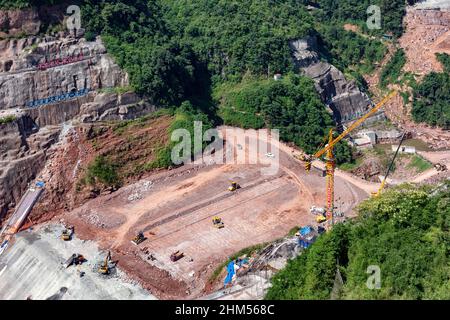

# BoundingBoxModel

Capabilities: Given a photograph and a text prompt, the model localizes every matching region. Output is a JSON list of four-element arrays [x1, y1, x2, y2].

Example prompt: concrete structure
[[393, 145, 416, 154], [0, 224, 155, 300]]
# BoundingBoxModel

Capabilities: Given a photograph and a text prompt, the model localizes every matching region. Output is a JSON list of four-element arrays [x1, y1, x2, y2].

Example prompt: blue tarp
[[300, 226, 312, 236], [224, 261, 235, 285], [36, 181, 45, 188]]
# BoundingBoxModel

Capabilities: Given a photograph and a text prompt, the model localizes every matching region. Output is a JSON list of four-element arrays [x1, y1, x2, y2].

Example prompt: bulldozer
[[316, 214, 327, 224], [131, 231, 146, 245], [61, 226, 74, 241], [228, 181, 240, 192], [98, 251, 111, 275], [212, 216, 225, 229]]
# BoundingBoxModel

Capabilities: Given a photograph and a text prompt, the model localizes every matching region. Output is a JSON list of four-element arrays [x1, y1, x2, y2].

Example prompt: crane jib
[[313, 91, 397, 159]]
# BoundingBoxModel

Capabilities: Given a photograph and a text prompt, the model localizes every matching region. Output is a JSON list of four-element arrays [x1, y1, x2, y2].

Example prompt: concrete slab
[[0, 224, 156, 300]]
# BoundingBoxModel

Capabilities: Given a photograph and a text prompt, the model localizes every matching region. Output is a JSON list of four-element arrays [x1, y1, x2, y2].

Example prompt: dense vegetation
[[0, 115, 16, 124], [379, 48, 406, 88], [411, 53, 450, 129], [310, 0, 410, 37], [267, 183, 450, 299], [319, 24, 386, 73]]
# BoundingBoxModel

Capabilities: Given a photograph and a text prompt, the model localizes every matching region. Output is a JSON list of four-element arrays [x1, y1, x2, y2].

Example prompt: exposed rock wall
[[0, 36, 128, 110], [289, 37, 385, 126], [0, 8, 41, 38], [0, 111, 59, 218]]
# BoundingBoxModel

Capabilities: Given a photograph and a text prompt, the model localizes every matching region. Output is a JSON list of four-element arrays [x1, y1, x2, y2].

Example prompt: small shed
[[273, 73, 282, 81]]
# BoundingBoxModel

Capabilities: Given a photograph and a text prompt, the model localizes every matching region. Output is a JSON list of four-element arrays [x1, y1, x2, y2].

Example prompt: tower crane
[[304, 91, 398, 225]]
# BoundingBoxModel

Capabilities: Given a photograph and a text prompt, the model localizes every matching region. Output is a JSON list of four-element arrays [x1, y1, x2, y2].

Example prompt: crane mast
[[305, 91, 398, 226]]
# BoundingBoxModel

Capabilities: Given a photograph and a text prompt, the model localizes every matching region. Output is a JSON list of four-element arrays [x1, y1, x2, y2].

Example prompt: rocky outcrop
[[290, 36, 385, 125], [0, 110, 60, 218], [0, 36, 128, 110], [0, 9, 41, 38], [78, 92, 157, 123]]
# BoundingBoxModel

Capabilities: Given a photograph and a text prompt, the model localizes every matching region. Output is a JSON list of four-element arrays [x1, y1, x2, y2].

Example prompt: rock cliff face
[[0, 110, 59, 218], [0, 8, 41, 38], [0, 36, 127, 110], [289, 37, 385, 126]]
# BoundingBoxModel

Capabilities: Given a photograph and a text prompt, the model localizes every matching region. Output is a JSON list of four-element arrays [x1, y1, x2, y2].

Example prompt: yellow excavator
[[212, 216, 225, 229], [61, 226, 74, 241], [99, 251, 111, 275], [228, 181, 240, 192]]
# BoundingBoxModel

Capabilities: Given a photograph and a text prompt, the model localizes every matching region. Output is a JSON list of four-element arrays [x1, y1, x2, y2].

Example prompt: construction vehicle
[[65, 253, 85, 268], [316, 214, 327, 224], [131, 231, 146, 245], [61, 226, 74, 241], [212, 216, 225, 229], [304, 91, 398, 225], [170, 250, 184, 262], [228, 181, 240, 192], [372, 132, 406, 197], [98, 251, 111, 275], [435, 163, 447, 172], [310, 206, 326, 215]]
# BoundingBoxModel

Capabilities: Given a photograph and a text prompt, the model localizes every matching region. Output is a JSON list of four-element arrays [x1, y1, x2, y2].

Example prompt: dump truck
[[170, 250, 184, 262], [65, 254, 85, 268]]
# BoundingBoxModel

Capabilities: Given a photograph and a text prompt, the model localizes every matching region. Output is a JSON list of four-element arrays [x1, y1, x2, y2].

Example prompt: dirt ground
[[48, 128, 368, 299], [399, 8, 450, 76], [363, 7, 450, 150]]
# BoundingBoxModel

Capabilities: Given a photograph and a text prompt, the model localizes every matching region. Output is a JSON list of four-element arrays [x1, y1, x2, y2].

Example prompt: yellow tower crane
[[304, 91, 398, 225]]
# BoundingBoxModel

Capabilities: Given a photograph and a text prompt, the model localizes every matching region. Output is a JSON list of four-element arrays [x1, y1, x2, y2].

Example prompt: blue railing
[[26, 88, 90, 108]]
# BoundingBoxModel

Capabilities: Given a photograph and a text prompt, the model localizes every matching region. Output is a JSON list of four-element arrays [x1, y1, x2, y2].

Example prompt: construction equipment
[[65, 253, 85, 268], [435, 163, 447, 172], [170, 250, 184, 262], [131, 231, 146, 245], [61, 226, 74, 241], [98, 251, 111, 275], [212, 216, 225, 229], [316, 214, 327, 223], [372, 132, 406, 197], [304, 91, 398, 225], [228, 181, 240, 192]]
